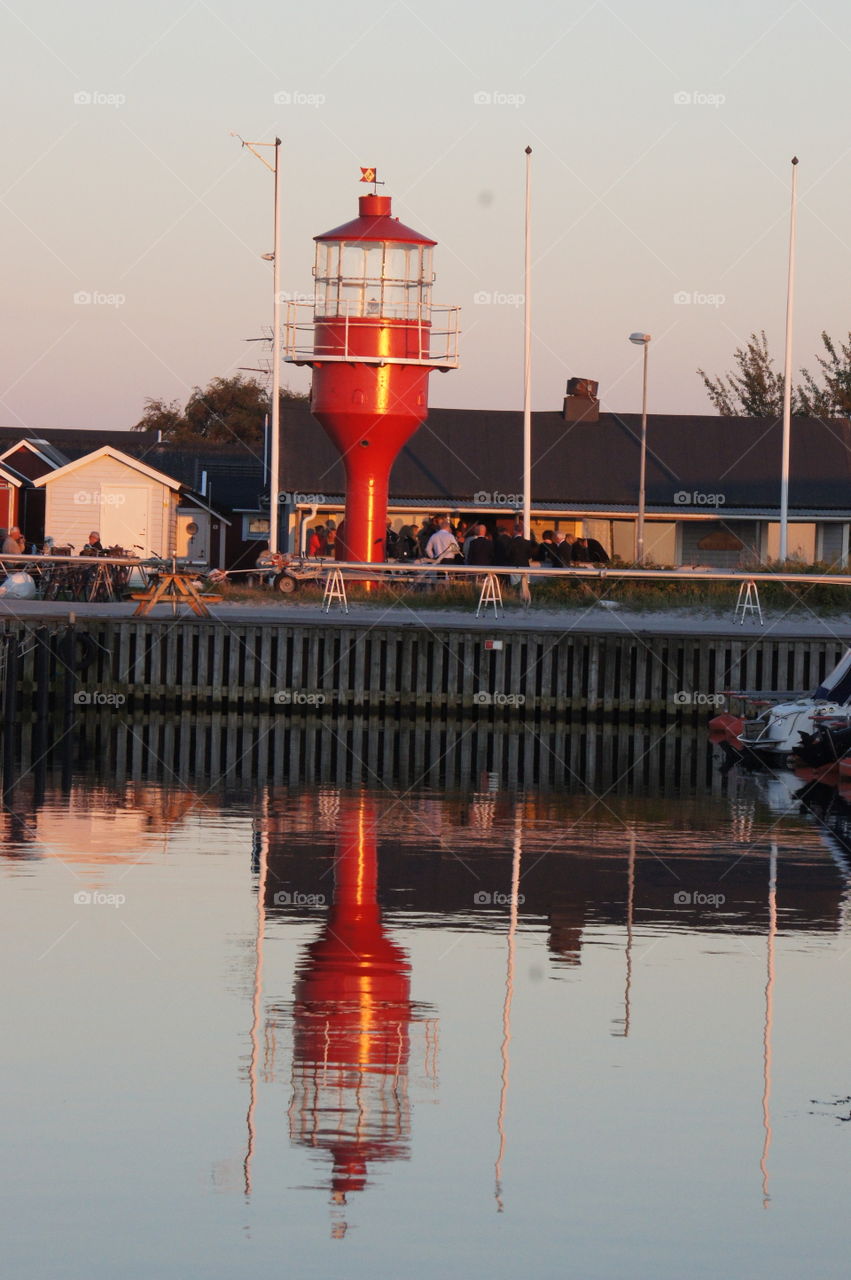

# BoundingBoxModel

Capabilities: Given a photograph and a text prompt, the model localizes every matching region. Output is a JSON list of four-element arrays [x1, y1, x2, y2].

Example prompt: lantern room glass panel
[[314, 242, 341, 316], [314, 239, 434, 320]]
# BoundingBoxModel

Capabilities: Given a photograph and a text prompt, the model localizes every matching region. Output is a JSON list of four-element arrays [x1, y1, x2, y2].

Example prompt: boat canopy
[[813, 648, 851, 702]]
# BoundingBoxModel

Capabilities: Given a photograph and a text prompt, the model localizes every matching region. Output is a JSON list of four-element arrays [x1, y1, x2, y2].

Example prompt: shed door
[[176, 508, 210, 562], [99, 485, 150, 555]]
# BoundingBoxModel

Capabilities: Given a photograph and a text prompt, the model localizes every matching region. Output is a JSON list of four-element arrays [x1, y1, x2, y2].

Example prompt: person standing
[[536, 531, 561, 568], [384, 520, 399, 561], [508, 524, 533, 569], [425, 516, 460, 563], [418, 518, 437, 557], [397, 524, 420, 560], [554, 532, 576, 567], [492, 526, 512, 566], [307, 524, 325, 556], [465, 524, 493, 566]]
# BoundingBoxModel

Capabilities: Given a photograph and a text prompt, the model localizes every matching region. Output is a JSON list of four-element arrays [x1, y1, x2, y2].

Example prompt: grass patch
[[205, 562, 851, 615]]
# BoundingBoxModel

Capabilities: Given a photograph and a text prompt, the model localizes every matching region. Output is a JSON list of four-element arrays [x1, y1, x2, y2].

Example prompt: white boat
[[736, 649, 851, 755]]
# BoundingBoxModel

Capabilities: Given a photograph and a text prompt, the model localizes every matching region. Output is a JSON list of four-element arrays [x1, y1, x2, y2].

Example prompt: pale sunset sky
[[2, 0, 850, 430]]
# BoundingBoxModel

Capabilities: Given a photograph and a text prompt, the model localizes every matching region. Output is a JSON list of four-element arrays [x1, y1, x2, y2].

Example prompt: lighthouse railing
[[282, 300, 461, 369]]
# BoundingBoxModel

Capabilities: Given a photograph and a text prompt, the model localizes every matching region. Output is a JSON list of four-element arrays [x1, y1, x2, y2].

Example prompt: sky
[[2, 0, 851, 432]]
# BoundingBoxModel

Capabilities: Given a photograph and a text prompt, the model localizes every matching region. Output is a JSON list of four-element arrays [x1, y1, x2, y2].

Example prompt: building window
[[242, 515, 270, 541]]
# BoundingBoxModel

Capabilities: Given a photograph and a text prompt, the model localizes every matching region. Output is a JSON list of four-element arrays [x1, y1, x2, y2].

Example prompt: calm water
[[2, 717, 850, 1278]]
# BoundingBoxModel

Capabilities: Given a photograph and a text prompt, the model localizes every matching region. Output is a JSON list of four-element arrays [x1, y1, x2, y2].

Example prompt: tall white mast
[[779, 156, 799, 563]]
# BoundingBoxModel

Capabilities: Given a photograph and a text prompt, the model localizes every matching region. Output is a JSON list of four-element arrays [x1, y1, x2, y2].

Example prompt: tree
[[697, 331, 789, 417], [699, 329, 851, 418], [134, 396, 184, 438], [133, 375, 307, 446], [797, 332, 851, 418]]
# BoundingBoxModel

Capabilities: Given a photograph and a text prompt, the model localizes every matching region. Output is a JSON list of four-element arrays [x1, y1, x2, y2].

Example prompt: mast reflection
[[761, 842, 777, 1209], [287, 797, 434, 1230]]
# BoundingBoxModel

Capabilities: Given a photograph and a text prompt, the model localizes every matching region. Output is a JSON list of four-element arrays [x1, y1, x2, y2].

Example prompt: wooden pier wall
[[0, 617, 843, 721]]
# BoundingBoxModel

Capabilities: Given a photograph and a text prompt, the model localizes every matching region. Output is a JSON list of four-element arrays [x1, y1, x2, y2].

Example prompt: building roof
[[0, 427, 160, 461], [144, 447, 265, 509], [33, 445, 185, 490], [280, 401, 851, 513], [0, 438, 71, 472], [0, 460, 27, 487], [0, 431, 265, 511], [315, 195, 436, 247]]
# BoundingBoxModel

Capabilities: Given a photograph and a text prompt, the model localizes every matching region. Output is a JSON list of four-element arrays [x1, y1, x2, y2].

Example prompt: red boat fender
[[708, 713, 743, 744]]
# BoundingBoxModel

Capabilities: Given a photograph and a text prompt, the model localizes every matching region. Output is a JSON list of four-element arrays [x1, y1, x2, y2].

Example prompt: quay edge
[[0, 614, 844, 719]]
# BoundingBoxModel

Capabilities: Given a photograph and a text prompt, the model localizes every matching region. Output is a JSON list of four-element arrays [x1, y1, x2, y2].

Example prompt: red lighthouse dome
[[285, 190, 460, 562]]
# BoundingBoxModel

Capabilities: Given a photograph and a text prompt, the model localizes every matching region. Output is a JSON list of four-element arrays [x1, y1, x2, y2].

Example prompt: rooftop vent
[[563, 378, 599, 424]]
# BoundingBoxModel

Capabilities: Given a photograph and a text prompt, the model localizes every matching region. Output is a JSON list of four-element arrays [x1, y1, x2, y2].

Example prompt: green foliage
[[697, 331, 789, 417], [699, 329, 851, 419], [797, 332, 851, 417], [132, 375, 308, 446]]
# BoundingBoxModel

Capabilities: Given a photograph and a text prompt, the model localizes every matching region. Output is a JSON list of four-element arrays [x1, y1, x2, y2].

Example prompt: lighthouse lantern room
[[284, 190, 460, 562]]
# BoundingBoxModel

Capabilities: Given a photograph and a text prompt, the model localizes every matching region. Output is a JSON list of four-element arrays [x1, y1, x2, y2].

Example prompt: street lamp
[[628, 332, 651, 564]]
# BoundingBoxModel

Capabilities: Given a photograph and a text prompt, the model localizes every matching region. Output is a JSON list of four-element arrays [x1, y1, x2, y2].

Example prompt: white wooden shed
[[33, 445, 228, 564]]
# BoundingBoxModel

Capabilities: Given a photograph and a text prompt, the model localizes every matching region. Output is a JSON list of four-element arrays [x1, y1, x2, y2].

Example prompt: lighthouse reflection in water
[[282, 799, 436, 1231]]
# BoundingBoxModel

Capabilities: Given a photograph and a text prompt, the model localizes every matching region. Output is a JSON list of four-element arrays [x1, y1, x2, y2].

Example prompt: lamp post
[[232, 133, 282, 553], [629, 332, 651, 564]]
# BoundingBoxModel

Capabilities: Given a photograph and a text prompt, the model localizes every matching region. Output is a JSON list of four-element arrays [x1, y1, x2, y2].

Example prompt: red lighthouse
[[285, 184, 459, 562]]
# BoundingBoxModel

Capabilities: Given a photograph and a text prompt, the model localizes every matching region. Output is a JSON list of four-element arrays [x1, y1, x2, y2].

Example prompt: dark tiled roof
[[280, 402, 851, 511], [0, 427, 160, 460], [143, 449, 265, 508], [0, 430, 266, 510]]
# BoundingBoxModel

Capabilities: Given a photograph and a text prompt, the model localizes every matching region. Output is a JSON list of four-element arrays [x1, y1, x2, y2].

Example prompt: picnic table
[[131, 570, 222, 618]]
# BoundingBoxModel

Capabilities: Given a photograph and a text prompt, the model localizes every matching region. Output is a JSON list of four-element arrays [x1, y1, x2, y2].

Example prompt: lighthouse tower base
[[311, 362, 429, 563]]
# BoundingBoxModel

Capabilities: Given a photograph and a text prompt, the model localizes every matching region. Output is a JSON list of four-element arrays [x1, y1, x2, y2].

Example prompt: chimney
[[563, 377, 600, 424]]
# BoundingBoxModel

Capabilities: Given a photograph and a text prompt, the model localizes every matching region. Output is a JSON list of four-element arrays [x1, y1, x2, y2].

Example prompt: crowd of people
[[378, 516, 610, 568], [255, 515, 611, 579]]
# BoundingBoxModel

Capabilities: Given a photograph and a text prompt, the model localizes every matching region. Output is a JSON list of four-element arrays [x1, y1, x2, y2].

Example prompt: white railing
[[282, 300, 460, 369]]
